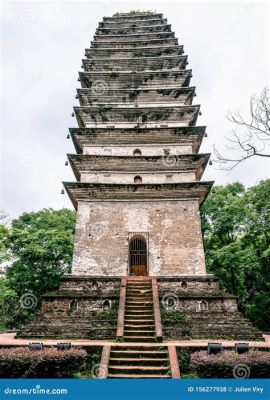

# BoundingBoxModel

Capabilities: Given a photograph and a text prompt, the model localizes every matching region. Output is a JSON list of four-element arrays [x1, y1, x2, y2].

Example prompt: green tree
[[0, 224, 11, 264], [201, 180, 270, 331], [6, 208, 76, 301], [0, 278, 19, 331]]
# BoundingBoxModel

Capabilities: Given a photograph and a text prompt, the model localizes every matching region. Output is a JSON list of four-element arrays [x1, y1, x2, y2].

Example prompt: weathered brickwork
[[17, 277, 120, 339], [72, 200, 206, 276], [83, 144, 193, 156], [80, 172, 196, 184]]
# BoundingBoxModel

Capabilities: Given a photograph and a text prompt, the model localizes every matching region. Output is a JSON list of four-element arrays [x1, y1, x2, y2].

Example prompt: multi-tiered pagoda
[[19, 11, 263, 378]]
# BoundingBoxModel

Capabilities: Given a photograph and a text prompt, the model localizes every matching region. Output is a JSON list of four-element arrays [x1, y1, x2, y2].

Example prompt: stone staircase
[[107, 345, 171, 378], [124, 278, 156, 342], [105, 276, 180, 379]]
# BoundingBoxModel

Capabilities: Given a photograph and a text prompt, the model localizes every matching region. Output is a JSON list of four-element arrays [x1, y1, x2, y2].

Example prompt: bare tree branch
[[214, 88, 270, 171]]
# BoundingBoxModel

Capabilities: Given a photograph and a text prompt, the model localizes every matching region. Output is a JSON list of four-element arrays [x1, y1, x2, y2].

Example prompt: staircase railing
[[116, 277, 127, 340], [98, 345, 111, 379], [168, 345, 181, 378], [152, 277, 163, 341]]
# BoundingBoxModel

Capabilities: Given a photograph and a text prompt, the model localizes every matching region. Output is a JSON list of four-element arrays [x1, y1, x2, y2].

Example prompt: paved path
[[0, 332, 269, 348]]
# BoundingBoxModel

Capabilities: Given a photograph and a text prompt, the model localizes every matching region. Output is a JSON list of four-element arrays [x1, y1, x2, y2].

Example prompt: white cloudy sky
[[1, 0, 269, 218]]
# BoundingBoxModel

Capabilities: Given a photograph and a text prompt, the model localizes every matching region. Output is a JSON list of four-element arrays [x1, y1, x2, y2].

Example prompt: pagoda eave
[[74, 104, 200, 128], [63, 181, 214, 209], [79, 69, 191, 89], [77, 86, 195, 107], [67, 153, 210, 182], [69, 126, 205, 154]]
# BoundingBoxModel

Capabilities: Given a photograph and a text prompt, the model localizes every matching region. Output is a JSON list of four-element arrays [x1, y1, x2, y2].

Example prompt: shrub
[[0, 347, 87, 378], [190, 350, 270, 378]]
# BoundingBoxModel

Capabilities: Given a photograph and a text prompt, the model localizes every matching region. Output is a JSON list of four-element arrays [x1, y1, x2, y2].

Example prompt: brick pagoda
[[18, 11, 263, 378]]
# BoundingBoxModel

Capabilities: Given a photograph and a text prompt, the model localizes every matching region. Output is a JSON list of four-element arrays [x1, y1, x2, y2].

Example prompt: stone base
[[17, 276, 121, 339], [157, 276, 263, 341], [17, 274, 264, 341]]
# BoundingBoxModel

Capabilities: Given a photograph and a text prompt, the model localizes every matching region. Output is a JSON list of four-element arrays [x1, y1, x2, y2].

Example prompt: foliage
[[0, 208, 75, 330], [201, 180, 270, 331], [190, 350, 270, 378], [6, 208, 75, 301], [0, 223, 11, 264], [0, 347, 87, 378], [0, 279, 19, 331]]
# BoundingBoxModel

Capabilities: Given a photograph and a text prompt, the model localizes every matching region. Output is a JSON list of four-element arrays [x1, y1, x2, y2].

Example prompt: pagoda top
[[112, 11, 160, 17]]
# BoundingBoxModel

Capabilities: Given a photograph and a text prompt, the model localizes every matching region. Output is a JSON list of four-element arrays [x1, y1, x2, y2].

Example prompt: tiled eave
[[79, 69, 191, 89], [67, 153, 210, 181], [69, 126, 206, 154], [63, 181, 214, 209], [73, 104, 200, 128]]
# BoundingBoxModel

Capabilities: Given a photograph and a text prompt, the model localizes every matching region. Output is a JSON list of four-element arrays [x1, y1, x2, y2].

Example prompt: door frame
[[128, 232, 149, 276]]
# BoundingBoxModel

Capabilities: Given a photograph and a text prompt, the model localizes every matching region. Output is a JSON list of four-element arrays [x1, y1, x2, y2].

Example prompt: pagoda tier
[[74, 104, 200, 127], [63, 181, 213, 209], [79, 70, 191, 89], [96, 24, 172, 35], [99, 18, 167, 28], [94, 32, 175, 42], [82, 55, 187, 72], [79, 67, 192, 89], [67, 153, 210, 181], [85, 45, 183, 59], [103, 13, 164, 22], [90, 38, 178, 48], [69, 126, 205, 154], [77, 87, 195, 106]]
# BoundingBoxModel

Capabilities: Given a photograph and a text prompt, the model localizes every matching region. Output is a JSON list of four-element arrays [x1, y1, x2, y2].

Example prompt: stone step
[[125, 314, 154, 318], [125, 324, 155, 329], [125, 307, 154, 312], [127, 283, 152, 287], [125, 321, 155, 325], [124, 330, 156, 335], [107, 373, 171, 379], [126, 301, 153, 305], [126, 293, 152, 296], [126, 297, 153, 301], [108, 365, 169, 374], [110, 351, 168, 359], [111, 345, 168, 351], [110, 358, 169, 365], [124, 336, 156, 342]]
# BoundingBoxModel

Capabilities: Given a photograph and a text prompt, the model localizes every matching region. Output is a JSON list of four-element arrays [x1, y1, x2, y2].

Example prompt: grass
[[181, 372, 198, 379]]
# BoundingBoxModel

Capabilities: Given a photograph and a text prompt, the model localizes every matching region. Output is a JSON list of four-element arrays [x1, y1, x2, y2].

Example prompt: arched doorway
[[129, 235, 147, 276]]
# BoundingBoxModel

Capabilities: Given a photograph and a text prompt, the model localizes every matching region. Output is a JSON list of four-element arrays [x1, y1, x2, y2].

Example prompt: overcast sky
[[1, 0, 270, 219]]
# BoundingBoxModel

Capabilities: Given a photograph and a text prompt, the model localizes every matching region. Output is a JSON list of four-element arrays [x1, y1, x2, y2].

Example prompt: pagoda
[[18, 11, 263, 378]]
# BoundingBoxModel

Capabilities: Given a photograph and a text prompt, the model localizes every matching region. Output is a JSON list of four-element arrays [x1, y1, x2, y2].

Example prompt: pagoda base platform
[[17, 275, 263, 341]]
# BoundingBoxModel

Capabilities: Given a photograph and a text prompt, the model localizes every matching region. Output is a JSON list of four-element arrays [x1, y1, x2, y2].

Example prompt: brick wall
[[72, 199, 206, 276]]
